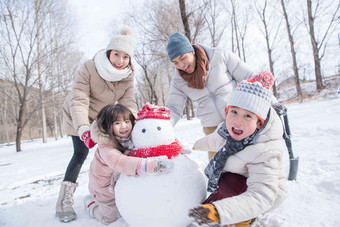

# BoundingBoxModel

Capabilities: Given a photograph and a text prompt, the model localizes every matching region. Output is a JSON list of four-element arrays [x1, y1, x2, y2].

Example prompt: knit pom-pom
[[120, 25, 134, 37], [250, 71, 274, 90]]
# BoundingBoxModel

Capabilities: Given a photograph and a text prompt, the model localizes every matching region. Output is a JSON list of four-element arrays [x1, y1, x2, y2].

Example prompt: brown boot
[[55, 181, 78, 222]]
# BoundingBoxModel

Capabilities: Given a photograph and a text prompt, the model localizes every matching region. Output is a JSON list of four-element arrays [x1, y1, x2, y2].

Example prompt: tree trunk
[[16, 106, 25, 152], [179, 0, 195, 120], [281, 0, 303, 100], [306, 0, 324, 91], [3, 94, 10, 145], [58, 114, 64, 138], [179, 0, 191, 40], [35, 0, 47, 143]]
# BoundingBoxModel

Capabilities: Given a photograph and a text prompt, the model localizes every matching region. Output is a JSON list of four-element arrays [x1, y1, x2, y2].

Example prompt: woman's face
[[225, 106, 262, 141], [112, 115, 133, 138], [171, 51, 196, 74], [109, 50, 130, 70]]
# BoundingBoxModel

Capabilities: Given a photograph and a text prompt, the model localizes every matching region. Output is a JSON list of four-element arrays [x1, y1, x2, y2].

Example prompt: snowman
[[115, 103, 207, 227]]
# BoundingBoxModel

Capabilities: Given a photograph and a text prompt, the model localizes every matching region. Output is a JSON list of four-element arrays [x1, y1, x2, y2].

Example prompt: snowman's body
[[115, 104, 207, 227]]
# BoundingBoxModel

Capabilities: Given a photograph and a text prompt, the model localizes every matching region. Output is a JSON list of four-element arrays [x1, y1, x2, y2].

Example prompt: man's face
[[171, 51, 196, 74]]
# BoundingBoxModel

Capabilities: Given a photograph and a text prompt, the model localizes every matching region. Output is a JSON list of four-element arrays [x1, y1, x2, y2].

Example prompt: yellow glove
[[188, 203, 220, 225]]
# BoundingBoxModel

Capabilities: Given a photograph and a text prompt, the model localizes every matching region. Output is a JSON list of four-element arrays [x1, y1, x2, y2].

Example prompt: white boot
[[83, 195, 96, 217], [55, 181, 78, 222]]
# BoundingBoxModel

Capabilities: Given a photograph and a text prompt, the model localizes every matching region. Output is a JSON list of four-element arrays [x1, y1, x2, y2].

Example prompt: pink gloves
[[137, 156, 174, 175], [78, 126, 96, 149]]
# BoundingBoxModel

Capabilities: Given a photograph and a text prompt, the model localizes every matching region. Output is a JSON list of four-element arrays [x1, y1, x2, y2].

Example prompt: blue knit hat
[[166, 32, 194, 61]]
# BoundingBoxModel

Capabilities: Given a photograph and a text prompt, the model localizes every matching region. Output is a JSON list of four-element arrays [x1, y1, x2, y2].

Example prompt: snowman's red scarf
[[129, 139, 182, 159]]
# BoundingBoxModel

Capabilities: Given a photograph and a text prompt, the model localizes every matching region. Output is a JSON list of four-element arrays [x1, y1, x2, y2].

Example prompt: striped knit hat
[[227, 71, 274, 122]]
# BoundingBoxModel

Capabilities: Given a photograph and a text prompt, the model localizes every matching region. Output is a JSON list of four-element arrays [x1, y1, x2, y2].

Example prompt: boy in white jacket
[[189, 72, 288, 226]]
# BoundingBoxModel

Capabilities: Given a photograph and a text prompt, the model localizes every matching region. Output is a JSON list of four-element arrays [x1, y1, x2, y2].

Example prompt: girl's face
[[225, 106, 262, 141], [109, 50, 130, 70], [171, 51, 196, 74], [112, 114, 133, 138]]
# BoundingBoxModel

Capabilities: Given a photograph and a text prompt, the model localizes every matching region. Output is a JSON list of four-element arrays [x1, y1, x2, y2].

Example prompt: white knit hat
[[227, 71, 274, 121], [106, 26, 135, 58]]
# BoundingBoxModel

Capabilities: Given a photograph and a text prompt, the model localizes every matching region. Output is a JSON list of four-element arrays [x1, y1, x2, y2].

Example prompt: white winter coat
[[193, 108, 288, 225], [166, 45, 254, 127]]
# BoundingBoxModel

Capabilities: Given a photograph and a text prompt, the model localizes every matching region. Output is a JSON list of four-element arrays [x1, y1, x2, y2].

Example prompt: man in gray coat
[[165, 32, 254, 160]]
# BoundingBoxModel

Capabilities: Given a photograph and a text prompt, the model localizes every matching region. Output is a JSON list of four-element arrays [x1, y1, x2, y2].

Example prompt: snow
[[1, 95, 340, 226]]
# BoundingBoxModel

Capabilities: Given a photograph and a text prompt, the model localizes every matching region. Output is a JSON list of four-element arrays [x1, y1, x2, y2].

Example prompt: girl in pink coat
[[84, 104, 174, 224]]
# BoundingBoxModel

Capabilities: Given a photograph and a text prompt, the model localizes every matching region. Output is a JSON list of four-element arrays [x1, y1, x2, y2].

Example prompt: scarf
[[177, 45, 209, 89], [116, 135, 134, 151], [204, 113, 270, 193], [94, 50, 132, 82], [129, 139, 182, 159]]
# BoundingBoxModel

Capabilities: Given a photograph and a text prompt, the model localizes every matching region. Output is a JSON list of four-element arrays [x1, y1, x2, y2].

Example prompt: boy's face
[[225, 106, 263, 141]]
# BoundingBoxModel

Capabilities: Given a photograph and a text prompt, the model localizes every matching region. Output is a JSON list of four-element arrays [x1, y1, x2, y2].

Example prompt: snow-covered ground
[[1, 93, 340, 226]]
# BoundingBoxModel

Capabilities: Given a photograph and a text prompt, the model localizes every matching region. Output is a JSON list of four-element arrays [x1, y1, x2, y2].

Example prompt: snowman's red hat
[[137, 103, 171, 121]]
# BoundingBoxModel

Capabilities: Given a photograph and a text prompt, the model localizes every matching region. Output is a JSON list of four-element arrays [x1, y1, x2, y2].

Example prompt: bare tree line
[[0, 0, 339, 151], [128, 0, 338, 107], [0, 0, 83, 150]]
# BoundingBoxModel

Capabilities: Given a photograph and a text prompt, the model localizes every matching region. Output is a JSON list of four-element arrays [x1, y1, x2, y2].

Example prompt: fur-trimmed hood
[[90, 120, 115, 145]]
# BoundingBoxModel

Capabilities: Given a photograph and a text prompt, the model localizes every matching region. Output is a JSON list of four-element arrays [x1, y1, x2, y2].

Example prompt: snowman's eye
[[142, 129, 146, 133], [157, 126, 161, 131]]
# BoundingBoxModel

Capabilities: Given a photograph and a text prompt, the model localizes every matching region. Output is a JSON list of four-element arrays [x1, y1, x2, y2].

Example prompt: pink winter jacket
[[88, 121, 140, 202]]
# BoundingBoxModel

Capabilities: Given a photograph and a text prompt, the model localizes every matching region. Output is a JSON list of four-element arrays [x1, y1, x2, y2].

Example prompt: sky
[[67, 0, 133, 58], [1, 81, 340, 226]]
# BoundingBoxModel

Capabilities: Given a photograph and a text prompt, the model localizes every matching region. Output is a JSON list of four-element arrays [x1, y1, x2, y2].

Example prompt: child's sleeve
[[193, 131, 225, 151], [212, 147, 282, 225], [99, 145, 141, 176]]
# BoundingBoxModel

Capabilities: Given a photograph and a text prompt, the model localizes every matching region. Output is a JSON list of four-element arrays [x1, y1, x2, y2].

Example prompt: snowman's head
[[132, 103, 175, 148]]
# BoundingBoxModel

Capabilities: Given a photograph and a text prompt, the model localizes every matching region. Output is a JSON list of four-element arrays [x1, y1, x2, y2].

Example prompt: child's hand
[[188, 204, 220, 226], [154, 156, 174, 173], [137, 156, 174, 175]]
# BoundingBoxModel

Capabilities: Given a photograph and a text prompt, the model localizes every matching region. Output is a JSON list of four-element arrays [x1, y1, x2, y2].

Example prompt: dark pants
[[204, 172, 247, 204], [63, 136, 89, 183], [204, 172, 251, 226]]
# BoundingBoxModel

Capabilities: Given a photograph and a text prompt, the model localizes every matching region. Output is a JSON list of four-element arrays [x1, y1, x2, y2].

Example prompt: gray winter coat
[[165, 45, 254, 127]]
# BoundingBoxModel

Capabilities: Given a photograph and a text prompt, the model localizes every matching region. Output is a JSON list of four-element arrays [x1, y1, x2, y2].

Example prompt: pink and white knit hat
[[227, 71, 274, 122]]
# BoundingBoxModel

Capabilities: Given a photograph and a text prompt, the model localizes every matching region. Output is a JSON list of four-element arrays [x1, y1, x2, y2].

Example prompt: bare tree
[[0, 0, 80, 149], [221, 0, 250, 61], [280, 0, 303, 100], [202, 0, 226, 47], [34, 0, 48, 143], [0, 0, 42, 151], [254, 0, 282, 97], [305, 0, 339, 91], [178, 0, 193, 120]]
